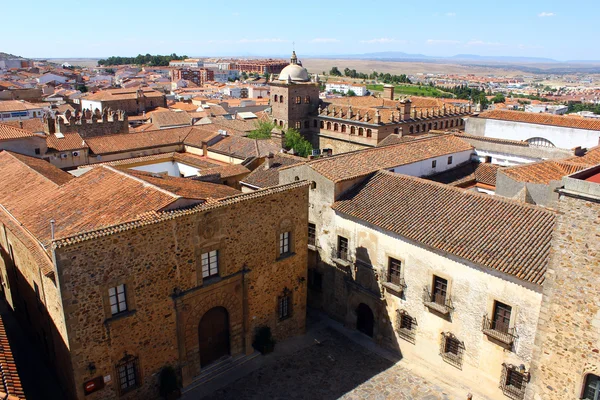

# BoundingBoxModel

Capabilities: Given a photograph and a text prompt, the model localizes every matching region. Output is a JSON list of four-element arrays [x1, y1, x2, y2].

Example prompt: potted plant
[[252, 326, 276, 354], [159, 366, 180, 400]]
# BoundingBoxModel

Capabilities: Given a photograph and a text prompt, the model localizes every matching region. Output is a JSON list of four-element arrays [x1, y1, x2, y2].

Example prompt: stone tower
[[270, 52, 320, 134], [525, 166, 600, 400]]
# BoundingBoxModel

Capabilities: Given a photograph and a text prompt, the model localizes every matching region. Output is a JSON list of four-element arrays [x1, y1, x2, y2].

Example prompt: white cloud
[[359, 38, 407, 44], [237, 38, 288, 43], [446, 12, 456, 17], [538, 11, 555, 17], [427, 39, 460, 45], [311, 38, 340, 43], [466, 40, 505, 47]]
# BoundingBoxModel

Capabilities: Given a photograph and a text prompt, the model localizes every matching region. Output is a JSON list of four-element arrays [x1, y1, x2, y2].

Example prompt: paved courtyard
[[203, 328, 452, 400]]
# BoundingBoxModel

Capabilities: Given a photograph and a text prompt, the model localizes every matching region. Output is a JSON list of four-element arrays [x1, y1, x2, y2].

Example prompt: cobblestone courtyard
[[204, 328, 451, 400]]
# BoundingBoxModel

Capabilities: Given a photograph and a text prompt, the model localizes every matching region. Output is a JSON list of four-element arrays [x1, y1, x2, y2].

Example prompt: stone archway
[[356, 303, 374, 337], [198, 306, 230, 367]]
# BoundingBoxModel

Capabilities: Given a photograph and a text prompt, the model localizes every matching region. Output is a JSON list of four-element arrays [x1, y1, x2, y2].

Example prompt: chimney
[[383, 84, 394, 100], [264, 152, 275, 169], [401, 99, 411, 120], [19, 120, 23, 129]]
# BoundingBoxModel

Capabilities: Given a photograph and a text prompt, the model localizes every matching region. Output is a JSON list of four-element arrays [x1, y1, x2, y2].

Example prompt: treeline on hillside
[[97, 53, 188, 66], [443, 85, 489, 107], [567, 103, 600, 115], [328, 67, 411, 84]]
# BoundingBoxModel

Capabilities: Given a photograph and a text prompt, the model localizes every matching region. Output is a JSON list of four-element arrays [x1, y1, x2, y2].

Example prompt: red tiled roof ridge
[[0, 123, 36, 141], [52, 180, 310, 248], [104, 166, 181, 199], [2, 151, 69, 187], [477, 109, 600, 131]]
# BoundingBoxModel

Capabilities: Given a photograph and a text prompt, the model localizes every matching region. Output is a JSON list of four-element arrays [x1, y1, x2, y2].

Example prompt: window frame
[[278, 287, 292, 321], [387, 257, 403, 287], [432, 160, 437, 168], [116, 355, 141, 395], [279, 231, 291, 256], [201, 250, 219, 279], [308, 223, 316, 247], [337, 235, 349, 261], [109, 284, 128, 316], [447, 155, 453, 165]]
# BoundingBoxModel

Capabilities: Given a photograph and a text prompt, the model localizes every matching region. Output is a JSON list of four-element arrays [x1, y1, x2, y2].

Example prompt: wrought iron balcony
[[423, 287, 453, 315], [482, 315, 517, 346]]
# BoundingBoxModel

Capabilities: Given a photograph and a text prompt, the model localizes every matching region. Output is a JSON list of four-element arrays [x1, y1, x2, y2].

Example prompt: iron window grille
[[201, 250, 219, 278], [396, 310, 417, 343], [116, 354, 140, 395], [308, 223, 316, 247], [278, 288, 292, 321], [423, 278, 453, 315], [482, 314, 517, 346], [279, 232, 291, 256], [500, 363, 529, 400], [109, 284, 127, 316], [337, 236, 349, 261], [440, 332, 465, 369], [582, 374, 600, 400]]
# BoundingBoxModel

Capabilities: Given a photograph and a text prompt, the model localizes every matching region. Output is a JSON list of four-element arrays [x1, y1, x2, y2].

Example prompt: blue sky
[[1, 0, 597, 60]]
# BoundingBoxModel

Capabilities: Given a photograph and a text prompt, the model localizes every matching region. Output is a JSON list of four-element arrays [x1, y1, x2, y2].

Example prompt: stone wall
[[270, 82, 319, 133], [526, 193, 600, 400], [52, 183, 309, 399]]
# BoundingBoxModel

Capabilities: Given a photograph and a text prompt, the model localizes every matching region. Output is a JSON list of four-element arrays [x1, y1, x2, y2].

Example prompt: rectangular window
[[117, 357, 140, 394], [201, 250, 219, 278], [279, 294, 291, 320], [501, 363, 529, 399], [440, 333, 464, 368], [308, 223, 316, 247], [447, 156, 453, 165], [279, 232, 290, 256], [337, 236, 349, 261], [492, 301, 512, 333], [387, 257, 402, 286], [396, 310, 417, 343], [432, 276, 448, 305], [35, 148, 41, 155], [432, 160, 437, 168], [109, 284, 127, 316]]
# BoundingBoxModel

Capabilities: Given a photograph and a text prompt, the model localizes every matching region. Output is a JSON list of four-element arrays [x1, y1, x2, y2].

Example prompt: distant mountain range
[[0, 52, 26, 60]]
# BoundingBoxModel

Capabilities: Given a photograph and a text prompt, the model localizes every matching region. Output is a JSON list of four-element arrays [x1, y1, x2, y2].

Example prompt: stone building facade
[[81, 88, 167, 116], [0, 153, 309, 400], [43, 109, 130, 138], [526, 166, 600, 400]]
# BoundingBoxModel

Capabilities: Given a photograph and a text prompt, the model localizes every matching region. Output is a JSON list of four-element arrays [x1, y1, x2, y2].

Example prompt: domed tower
[[270, 51, 320, 137]]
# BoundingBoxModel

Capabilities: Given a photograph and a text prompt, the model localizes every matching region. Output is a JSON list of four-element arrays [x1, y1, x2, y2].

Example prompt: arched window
[[274, 94, 278, 102], [280, 96, 284, 103], [394, 128, 399, 134], [444, 121, 449, 129], [304, 96, 310, 104], [450, 120, 454, 128], [409, 126, 414, 134], [273, 119, 277, 126], [582, 374, 600, 400], [460, 119, 464, 126], [358, 127, 364, 136], [366, 129, 372, 138], [320, 121, 324, 129], [314, 120, 318, 128], [326, 122, 332, 130], [279, 120, 283, 127], [341, 124, 346, 133], [295, 96, 301, 104], [422, 123, 426, 132], [350, 126, 356, 135], [428, 123, 432, 130], [333, 123, 339, 132], [304, 120, 309, 129], [433, 122, 438, 129], [415, 125, 420, 133], [526, 137, 556, 147]]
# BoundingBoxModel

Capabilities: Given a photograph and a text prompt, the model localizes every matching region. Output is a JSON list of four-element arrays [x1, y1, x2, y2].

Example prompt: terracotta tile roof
[[182, 126, 221, 148], [567, 145, 600, 165], [242, 153, 305, 188], [2, 119, 45, 133], [4, 151, 73, 185], [307, 134, 473, 182], [172, 152, 225, 168], [46, 132, 88, 152], [0, 315, 26, 399], [169, 102, 199, 112], [477, 109, 600, 131], [199, 163, 251, 179], [377, 133, 438, 147], [208, 136, 281, 160], [427, 161, 501, 187], [85, 127, 191, 155], [501, 160, 589, 184], [83, 88, 165, 102], [333, 171, 554, 285], [0, 123, 36, 141], [209, 116, 256, 133], [123, 170, 241, 200], [149, 110, 192, 128], [454, 132, 530, 147], [0, 100, 45, 112]]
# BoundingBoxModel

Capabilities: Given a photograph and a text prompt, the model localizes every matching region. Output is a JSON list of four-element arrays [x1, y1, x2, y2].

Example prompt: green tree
[[241, 71, 248, 80], [329, 66, 342, 76], [284, 128, 312, 157], [248, 120, 275, 139], [76, 84, 88, 93], [492, 93, 506, 103], [347, 89, 357, 97]]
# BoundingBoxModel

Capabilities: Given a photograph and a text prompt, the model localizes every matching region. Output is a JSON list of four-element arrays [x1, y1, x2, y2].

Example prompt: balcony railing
[[482, 315, 517, 346], [500, 363, 529, 400], [423, 287, 453, 315]]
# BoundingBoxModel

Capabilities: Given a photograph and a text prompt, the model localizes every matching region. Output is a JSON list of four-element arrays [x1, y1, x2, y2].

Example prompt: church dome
[[278, 51, 310, 82]]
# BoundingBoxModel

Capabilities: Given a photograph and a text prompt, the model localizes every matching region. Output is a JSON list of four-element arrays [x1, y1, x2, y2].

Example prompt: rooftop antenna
[[50, 219, 55, 240]]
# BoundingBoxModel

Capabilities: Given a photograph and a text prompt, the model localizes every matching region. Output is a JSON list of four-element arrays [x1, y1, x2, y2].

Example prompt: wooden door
[[198, 307, 230, 368]]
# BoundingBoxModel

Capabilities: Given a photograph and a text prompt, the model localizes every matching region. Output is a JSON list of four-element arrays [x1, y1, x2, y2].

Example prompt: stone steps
[[182, 351, 261, 394]]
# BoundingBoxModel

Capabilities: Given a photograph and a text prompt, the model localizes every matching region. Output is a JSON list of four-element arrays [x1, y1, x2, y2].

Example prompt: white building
[[210, 69, 240, 83], [325, 81, 367, 96], [37, 73, 68, 85], [0, 100, 48, 121], [169, 59, 204, 68], [524, 104, 568, 115]]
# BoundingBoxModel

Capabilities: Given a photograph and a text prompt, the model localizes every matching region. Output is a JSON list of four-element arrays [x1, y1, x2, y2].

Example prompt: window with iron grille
[[500, 363, 529, 400], [396, 310, 417, 343], [387, 257, 403, 287], [109, 284, 127, 316], [337, 236, 349, 261], [308, 223, 316, 247], [583, 374, 600, 400], [201, 250, 219, 278], [116, 355, 140, 395], [278, 288, 292, 320], [440, 332, 464, 369], [279, 232, 291, 256]]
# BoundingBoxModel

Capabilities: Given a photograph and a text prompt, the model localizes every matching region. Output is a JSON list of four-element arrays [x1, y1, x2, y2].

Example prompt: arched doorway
[[356, 303, 374, 337], [198, 307, 230, 367]]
